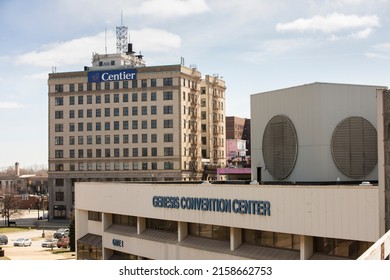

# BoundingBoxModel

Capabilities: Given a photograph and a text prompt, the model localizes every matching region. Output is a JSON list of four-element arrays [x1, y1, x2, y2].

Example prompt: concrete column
[[230, 227, 242, 251], [300, 235, 314, 260], [138, 217, 146, 235], [178, 222, 188, 241]]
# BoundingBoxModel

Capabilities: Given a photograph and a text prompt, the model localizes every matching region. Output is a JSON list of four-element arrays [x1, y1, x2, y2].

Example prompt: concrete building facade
[[74, 82, 389, 260]]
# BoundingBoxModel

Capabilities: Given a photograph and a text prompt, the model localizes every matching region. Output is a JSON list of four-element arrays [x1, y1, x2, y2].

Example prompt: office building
[[48, 44, 226, 220]]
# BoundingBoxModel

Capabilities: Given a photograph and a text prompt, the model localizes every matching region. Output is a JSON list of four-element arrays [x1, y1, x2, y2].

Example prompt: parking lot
[[0, 210, 75, 260]]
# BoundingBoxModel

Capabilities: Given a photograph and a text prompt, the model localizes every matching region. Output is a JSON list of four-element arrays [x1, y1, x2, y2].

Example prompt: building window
[[141, 120, 147, 129], [151, 106, 157, 115], [146, 218, 177, 232], [151, 147, 157, 156], [55, 97, 63, 106], [164, 119, 173, 128], [189, 223, 229, 241], [164, 162, 174, 170], [132, 93, 138, 102], [78, 95, 83, 105], [96, 95, 101, 104], [141, 106, 147, 115], [55, 124, 63, 132], [164, 134, 173, 142], [151, 92, 157, 101], [163, 91, 173, 100], [164, 147, 173, 156], [55, 136, 63, 145], [163, 106, 173, 114], [114, 93, 119, 103], [141, 79, 147, 88], [55, 111, 63, 119], [163, 78, 173, 86], [55, 192, 64, 201], [132, 120, 138, 130], [151, 162, 157, 170], [133, 148, 138, 157], [314, 237, 373, 259], [123, 93, 129, 102], [55, 150, 63, 158], [132, 107, 138, 116], [88, 211, 102, 222], [78, 83, 83, 91], [132, 134, 138, 143], [151, 120, 157, 129], [123, 121, 129, 130], [55, 84, 64, 93], [151, 79, 157, 87], [123, 107, 129, 116], [55, 179, 64, 187], [142, 162, 148, 170], [113, 214, 137, 226], [104, 94, 110, 103], [142, 148, 147, 157], [151, 134, 157, 143]]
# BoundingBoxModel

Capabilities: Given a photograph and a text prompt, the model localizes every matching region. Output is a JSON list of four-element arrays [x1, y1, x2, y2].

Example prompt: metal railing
[[358, 229, 390, 260]]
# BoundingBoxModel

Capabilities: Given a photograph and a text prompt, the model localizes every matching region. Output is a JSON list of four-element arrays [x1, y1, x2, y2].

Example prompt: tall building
[[226, 116, 251, 157], [47, 43, 226, 220]]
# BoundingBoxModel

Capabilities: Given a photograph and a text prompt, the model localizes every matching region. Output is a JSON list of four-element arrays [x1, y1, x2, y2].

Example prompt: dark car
[[0, 234, 8, 245], [53, 228, 70, 239]]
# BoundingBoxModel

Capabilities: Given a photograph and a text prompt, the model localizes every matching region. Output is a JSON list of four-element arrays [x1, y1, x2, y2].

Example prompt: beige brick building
[[48, 49, 226, 220]]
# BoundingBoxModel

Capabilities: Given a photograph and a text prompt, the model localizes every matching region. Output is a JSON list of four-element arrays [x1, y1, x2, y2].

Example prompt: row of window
[[54, 105, 174, 119], [104, 213, 374, 259], [54, 161, 175, 172], [55, 77, 174, 93], [54, 147, 174, 158], [54, 91, 175, 106]]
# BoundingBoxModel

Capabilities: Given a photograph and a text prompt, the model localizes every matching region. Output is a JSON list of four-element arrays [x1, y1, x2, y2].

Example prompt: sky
[[0, 0, 389, 170]]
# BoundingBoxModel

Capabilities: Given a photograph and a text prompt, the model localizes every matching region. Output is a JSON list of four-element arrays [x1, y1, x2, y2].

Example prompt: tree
[[1, 192, 23, 226], [68, 216, 76, 252]]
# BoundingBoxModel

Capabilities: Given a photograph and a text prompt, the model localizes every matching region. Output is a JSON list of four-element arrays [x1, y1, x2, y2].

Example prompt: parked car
[[41, 238, 58, 248], [13, 238, 32, 247], [0, 235, 8, 245], [57, 236, 69, 249], [53, 228, 70, 239]]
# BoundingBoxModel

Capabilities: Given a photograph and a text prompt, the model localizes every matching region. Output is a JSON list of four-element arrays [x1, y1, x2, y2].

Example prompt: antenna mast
[[116, 11, 128, 53]]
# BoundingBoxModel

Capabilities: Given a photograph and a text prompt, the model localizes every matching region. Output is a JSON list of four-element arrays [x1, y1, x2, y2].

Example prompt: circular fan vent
[[262, 115, 298, 180], [331, 116, 377, 179]]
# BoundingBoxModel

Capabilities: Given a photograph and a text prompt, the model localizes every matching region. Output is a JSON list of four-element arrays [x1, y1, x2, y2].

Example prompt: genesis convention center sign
[[88, 69, 137, 83], [152, 196, 271, 216]]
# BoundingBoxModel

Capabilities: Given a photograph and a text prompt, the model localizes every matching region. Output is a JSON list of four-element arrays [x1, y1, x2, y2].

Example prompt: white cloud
[[0, 102, 27, 109], [14, 29, 181, 68], [366, 42, 390, 59], [133, 0, 210, 18], [276, 13, 380, 36], [130, 28, 181, 52]]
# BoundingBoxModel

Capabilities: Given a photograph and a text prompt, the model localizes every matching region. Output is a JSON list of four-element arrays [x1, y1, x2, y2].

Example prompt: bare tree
[[1, 192, 23, 226]]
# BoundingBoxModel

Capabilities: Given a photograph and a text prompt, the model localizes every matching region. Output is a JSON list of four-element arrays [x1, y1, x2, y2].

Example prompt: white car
[[13, 238, 32, 247], [41, 238, 58, 248]]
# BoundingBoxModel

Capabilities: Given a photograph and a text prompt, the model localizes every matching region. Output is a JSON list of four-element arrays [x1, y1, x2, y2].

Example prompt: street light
[[41, 195, 45, 238]]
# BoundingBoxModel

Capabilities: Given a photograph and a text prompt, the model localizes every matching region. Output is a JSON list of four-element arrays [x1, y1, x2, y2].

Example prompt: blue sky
[[0, 0, 389, 169]]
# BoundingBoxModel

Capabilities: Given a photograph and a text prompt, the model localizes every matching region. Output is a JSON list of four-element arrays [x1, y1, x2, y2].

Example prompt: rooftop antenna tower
[[116, 11, 128, 53]]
